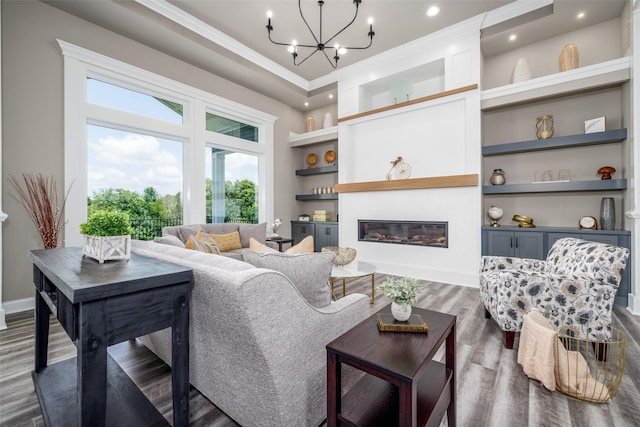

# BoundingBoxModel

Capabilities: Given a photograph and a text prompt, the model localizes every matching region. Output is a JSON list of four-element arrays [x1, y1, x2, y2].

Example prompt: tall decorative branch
[[8, 173, 72, 249]]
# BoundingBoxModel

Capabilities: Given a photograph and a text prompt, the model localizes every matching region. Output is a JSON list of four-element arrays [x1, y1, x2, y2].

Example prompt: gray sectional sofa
[[159, 222, 270, 260], [131, 239, 370, 426]]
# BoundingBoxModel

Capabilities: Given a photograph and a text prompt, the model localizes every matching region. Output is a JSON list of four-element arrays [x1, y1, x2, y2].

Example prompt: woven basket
[[560, 44, 579, 72], [321, 246, 356, 266]]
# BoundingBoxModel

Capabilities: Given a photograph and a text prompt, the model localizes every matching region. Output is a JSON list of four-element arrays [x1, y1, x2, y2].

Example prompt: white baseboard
[[0, 308, 6, 330], [3, 297, 35, 315], [627, 293, 640, 315]]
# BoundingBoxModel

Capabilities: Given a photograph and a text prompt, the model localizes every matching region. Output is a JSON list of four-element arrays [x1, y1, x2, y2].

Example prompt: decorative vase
[[600, 197, 615, 230], [536, 115, 554, 139], [323, 112, 333, 129], [391, 301, 411, 322], [490, 169, 506, 185], [560, 44, 579, 72], [511, 57, 531, 83], [305, 116, 315, 132]]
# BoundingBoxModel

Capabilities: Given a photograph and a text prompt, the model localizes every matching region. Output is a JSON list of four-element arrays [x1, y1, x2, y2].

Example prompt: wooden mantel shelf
[[335, 174, 478, 193]]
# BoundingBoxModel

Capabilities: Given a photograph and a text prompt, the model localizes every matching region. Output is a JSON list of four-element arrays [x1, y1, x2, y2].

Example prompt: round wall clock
[[578, 216, 598, 230]]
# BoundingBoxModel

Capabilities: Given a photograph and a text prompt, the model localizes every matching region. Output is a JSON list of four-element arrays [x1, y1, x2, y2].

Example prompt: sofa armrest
[[480, 256, 545, 273]]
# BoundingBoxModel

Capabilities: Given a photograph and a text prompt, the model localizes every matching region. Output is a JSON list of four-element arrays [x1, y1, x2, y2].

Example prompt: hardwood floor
[[1, 274, 640, 426]]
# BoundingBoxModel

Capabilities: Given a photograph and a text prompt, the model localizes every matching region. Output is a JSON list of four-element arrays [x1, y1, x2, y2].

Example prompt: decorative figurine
[[386, 156, 412, 180], [487, 206, 504, 227], [597, 166, 616, 180]]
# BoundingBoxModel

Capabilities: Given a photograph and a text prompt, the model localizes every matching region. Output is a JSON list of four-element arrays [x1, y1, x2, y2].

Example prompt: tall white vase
[[512, 57, 531, 83], [323, 112, 333, 129]]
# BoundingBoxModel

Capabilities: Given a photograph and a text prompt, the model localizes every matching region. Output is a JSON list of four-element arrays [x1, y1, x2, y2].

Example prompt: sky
[[86, 78, 257, 197]]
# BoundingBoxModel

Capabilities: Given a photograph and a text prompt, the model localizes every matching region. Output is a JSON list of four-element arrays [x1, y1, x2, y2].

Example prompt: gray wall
[[1, 0, 303, 303]]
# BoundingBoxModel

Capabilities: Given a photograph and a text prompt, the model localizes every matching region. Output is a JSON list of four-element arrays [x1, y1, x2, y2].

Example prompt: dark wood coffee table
[[327, 305, 456, 427]]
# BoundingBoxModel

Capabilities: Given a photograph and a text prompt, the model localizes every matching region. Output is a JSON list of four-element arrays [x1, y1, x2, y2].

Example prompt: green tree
[[88, 188, 148, 217]]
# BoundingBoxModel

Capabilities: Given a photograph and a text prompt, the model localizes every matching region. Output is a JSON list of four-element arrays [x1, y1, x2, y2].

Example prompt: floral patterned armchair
[[479, 238, 629, 349]]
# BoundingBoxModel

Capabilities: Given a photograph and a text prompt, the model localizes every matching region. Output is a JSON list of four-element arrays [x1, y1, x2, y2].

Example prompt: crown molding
[[134, 0, 320, 92]]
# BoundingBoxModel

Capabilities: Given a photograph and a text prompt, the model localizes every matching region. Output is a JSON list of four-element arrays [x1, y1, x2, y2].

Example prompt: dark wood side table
[[266, 237, 294, 252], [327, 306, 456, 427], [30, 247, 193, 427]]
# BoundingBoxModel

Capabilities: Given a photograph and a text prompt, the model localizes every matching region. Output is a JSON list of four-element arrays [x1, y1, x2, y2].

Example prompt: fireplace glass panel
[[358, 220, 448, 248]]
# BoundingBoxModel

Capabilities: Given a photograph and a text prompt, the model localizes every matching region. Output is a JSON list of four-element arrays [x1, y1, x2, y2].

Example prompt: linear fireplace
[[358, 220, 448, 248]]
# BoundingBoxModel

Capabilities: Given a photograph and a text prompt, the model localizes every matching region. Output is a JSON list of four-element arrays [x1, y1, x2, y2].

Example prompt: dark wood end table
[[327, 305, 456, 427], [266, 237, 294, 252], [30, 247, 193, 427]]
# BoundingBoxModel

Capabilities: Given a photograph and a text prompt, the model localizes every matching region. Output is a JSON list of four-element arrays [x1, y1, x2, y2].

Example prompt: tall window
[[60, 40, 276, 245]]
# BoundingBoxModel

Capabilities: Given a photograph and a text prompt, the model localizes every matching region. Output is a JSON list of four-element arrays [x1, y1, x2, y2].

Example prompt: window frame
[[59, 40, 276, 246]]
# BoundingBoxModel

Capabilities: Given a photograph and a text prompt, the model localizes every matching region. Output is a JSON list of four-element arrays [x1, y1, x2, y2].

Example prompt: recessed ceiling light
[[304, 102, 309, 107], [329, 94, 334, 99], [509, 34, 517, 42], [426, 6, 440, 17], [577, 12, 585, 19]]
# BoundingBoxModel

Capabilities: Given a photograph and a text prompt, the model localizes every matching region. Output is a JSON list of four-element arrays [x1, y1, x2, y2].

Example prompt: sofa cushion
[[249, 237, 278, 253], [212, 231, 243, 252], [242, 251, 335, 307], [153, 234, 185, 248], [185, 230, 221, 255], [285, 235, 314, 254], [174, 225, 203, 243], [201, 223, 240, 236], [238, 222, 267, 247]]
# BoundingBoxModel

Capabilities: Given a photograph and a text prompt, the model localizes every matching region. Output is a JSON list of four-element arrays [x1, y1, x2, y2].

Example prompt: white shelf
[[481, 57, 631, 111], [289, 126, 338, 147]]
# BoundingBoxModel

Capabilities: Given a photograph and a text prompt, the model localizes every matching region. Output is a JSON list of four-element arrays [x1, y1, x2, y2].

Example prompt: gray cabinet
[[485, 229, 544, 259], [482, 227, 631, 306], [291, 221, 339, 252]]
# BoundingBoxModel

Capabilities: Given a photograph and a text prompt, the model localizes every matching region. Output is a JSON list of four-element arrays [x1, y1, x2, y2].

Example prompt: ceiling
[[45, 0, 627, 111]]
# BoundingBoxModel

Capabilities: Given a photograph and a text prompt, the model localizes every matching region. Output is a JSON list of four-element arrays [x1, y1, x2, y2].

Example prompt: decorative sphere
[[488, 206, 503, 220]]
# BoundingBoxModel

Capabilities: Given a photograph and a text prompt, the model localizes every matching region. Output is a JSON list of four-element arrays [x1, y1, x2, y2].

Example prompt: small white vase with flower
[[377, 276, 422, 321], [268, 218, 282, 238]]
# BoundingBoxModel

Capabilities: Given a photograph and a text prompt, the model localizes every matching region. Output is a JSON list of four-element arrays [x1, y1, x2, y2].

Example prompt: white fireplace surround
[[337, 90, 481, 287]]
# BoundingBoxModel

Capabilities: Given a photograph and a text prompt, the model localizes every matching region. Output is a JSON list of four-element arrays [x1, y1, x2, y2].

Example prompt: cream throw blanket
[[517, 308, 611, 403]]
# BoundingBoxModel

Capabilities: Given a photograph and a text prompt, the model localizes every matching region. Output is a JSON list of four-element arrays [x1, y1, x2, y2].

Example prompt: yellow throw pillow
[[211, 231, 242, 252], [285, 235, 314, 254], [185, 229, 220, 254], [249, 237, 278, 253]]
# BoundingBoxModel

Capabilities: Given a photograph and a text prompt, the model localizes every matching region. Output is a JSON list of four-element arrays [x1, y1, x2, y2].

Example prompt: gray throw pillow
[[238, 222, 267, 247], [153, 235, 186, 248], [242, 251, 335, 308]]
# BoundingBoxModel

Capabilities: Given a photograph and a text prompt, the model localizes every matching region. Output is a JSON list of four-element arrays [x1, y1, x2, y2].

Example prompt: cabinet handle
[[326, 228, 331, 235], [301, 226, 306, 234], [515, 237, 518, 249], [510, 237, 513, 248]]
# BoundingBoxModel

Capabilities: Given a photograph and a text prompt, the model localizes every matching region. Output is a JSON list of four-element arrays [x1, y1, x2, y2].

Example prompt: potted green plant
[[377, 276, 422, 321], [79, 210, 133, 263], [298, 213, 310, 221]]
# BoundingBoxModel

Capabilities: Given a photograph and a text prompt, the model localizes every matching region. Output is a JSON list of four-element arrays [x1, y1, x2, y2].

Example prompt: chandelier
[[266, 0, 375, 69]]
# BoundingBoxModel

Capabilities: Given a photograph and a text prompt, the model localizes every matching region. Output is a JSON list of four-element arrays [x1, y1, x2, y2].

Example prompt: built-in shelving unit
[[289, 126, 337, 148], [295, 165, 338, 176], [482, 129, 627, 156], [295, 194, 338, 201], [483, 179, 627, 195]]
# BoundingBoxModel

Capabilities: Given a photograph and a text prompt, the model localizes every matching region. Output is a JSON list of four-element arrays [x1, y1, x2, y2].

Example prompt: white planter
[[82, 235, 131, 263], [391, 301, 412, 321]]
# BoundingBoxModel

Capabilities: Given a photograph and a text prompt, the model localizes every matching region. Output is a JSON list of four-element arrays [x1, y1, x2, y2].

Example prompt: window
[[60, 40, 276, 246]]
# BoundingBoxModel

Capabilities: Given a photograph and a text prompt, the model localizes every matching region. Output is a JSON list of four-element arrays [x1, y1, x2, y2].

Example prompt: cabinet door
[[514, 232, 544, 260], [315, 224, 338, 252], [581, 234, 618, 246], [292, 222, 314, 245], [547, 232, 580, 249], [486, 231, 515, 257]]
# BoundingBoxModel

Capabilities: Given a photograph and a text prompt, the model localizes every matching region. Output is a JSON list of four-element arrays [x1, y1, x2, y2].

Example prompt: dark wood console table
[[327, 306, 456, 427], [30, 247, 193, 427]]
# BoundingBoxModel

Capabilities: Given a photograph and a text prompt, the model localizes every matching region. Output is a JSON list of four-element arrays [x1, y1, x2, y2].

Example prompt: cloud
[[88, 132, 182, 196]]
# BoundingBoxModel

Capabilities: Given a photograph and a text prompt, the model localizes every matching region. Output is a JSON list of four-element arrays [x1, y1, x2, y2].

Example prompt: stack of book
[[312, 210, 331, 222]]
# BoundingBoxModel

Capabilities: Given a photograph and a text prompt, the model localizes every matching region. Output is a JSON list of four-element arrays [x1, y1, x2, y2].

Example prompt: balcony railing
[[130, 217, 258, 240]]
